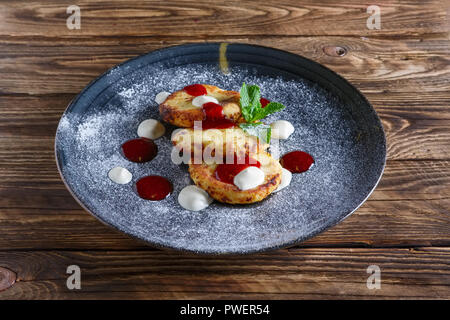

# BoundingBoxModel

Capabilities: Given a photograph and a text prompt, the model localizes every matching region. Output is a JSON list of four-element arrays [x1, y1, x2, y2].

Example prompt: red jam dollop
[[202, 102, 223, 120], [121, 137, 157, 163], [215, 155, 261, 184], [183, 84, 207, 96], [196, 102, 235, 130], [260, 98, 270, 108], [280, 151, 314, 173], [136, 175, 172, 201]]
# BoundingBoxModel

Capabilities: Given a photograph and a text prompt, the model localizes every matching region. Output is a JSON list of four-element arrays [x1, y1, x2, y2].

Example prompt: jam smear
[[136, 175, 172, 201], [199, 102, 235, 130], [203, 102, 224, 120], [201, 119, 235, 130], [183, 84, 207, 96], [121, 137, 157, 163], [215, 155, 261, 184], [280, 151, 314, 173], [260, 98, 270, 108]]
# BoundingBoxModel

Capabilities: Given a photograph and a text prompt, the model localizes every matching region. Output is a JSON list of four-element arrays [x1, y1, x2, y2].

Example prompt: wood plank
[[0, 248, 449, 299], [0, 0, 447, 37], [1, 36, 449, 95], [0, 160, 448, 250], [365, 92, 450, 120]]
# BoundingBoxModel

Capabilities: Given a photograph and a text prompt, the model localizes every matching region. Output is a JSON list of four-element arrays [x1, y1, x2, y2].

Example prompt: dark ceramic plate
[[55, 43, 386, 254]]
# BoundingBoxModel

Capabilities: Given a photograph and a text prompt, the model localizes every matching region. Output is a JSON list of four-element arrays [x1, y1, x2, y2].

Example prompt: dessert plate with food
[[55, 43, 386, 254]]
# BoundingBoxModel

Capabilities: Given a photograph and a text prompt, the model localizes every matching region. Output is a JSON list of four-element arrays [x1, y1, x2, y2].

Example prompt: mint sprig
[[238, 83, 286, 143]]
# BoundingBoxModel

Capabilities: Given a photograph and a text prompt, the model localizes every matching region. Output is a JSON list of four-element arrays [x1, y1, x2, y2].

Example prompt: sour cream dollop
[[270, 120, 295, 139], [273, 168, 292, 193], [155, 91, 170, 104], [233, 166, 265, 191], [137, 119, 165, 139], [192, 95, 219, 108], [108, 167, 132, 184], [178, 185, 214, 211]]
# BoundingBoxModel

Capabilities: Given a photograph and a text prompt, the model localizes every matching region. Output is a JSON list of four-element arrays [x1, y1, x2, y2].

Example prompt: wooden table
[[0, 0, 449, 299]]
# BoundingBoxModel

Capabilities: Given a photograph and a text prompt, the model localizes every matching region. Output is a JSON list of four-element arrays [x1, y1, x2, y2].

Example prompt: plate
[[55, 43, 386, 254]]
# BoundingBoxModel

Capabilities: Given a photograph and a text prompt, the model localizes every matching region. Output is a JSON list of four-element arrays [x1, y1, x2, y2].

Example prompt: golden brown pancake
[[188, 151, 282, 204], [159, 84, 242, 128], [171, 127, 269, 161]]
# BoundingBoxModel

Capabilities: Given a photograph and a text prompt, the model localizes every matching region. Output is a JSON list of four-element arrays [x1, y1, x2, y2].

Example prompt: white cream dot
[[270, 120, 295, 139], [178, 185, 213, 211], [191, 95, 219, 108], [273, 168, 292, 193], [137, 119, 165, 139], [108, 167, 132, 184], [233, 167, 265, 191], [155, 91, 170, 104]]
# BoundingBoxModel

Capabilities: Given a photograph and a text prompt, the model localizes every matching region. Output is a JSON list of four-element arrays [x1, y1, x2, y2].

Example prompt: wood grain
[[1, 36, 449, 95], [0, 248, 449, 299], [0, 0, 448, 37]]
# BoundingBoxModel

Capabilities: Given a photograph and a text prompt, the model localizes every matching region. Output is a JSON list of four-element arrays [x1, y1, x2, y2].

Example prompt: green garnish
[[239, 122, 272, 144], [254, 102, 285, 121], [239, 83, 286, 143]]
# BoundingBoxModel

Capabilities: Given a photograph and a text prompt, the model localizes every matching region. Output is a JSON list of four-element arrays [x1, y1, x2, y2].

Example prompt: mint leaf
[[239, 122, 271, 144], [254, 101, 286, 121], [239, 83, 262, 122], [247, 85, 262, 109], [239, 83, 253, 122], [239, 82, 251, 109]]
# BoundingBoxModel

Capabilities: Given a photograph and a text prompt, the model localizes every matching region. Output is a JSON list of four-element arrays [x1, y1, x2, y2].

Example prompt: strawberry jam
[[183, 84, 207, 96], [202, 102, 223, 120], [215, 155, 261, 184], [260, 98, 270, 108], [136, 175, 172, 201], [280, 151, 314, 173], [198, 102, 235, 130], [121, 138, 157, 163]]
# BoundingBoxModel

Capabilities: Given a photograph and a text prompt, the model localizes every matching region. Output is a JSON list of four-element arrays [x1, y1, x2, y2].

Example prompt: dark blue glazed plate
[[55, 43, 386, 254]]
